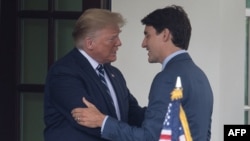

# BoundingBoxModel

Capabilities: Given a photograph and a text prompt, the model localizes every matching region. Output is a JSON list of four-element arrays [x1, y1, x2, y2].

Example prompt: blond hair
[[72, 8, 126, 43]]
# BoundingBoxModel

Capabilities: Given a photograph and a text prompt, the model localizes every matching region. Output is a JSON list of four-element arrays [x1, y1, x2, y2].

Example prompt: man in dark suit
[[72, 5, 214, 141], [43, 8, 146, 141]]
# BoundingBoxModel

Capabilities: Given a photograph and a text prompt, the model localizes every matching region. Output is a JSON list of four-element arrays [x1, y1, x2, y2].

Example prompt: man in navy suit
[[43, 8, 146, 141], [72, 5, 213, 141]]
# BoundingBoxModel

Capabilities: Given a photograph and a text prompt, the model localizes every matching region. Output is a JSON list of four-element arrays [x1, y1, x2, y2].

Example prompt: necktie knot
[[96, 65, 107, 86], [97, 64, 104, 75]]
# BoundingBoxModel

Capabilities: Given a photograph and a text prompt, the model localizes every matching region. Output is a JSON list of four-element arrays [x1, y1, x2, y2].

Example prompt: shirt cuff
[[101, 115, 109, 134]]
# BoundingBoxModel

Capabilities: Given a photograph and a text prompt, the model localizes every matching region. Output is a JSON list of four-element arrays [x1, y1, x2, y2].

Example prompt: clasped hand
[[71, 97, 105, 128]]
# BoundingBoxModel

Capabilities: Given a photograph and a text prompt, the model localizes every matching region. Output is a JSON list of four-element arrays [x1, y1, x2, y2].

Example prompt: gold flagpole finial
[[171, 76, 183, 100]]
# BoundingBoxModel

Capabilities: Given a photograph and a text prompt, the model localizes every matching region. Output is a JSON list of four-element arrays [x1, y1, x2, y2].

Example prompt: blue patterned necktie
[[97, 65, 110, 94], [96, 65, 114, 104], [97, 64, 121, 120]]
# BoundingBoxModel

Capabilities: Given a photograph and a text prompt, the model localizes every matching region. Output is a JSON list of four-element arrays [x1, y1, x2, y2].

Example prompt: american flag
[[159, 76, 192, 141], [159, 98, 186, 141]]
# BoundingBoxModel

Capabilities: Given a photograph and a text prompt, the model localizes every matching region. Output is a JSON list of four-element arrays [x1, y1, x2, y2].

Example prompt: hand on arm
[[71, 97, 106, 128]]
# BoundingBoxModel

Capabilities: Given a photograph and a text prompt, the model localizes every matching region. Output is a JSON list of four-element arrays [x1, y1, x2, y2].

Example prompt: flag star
[[167, 115, 170, 119], [167, 122, 170, 125]]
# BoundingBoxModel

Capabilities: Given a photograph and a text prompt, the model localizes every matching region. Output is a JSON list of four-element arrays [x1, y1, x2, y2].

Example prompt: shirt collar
[[78, 48, 99, 69], [162, 50, 187, 70]]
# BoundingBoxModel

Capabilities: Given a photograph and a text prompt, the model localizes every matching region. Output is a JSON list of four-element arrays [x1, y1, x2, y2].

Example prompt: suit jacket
[[44, 48, 146, 141], [102, 53, 213, 141]]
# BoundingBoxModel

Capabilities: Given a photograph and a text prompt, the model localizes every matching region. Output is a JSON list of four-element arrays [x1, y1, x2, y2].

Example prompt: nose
[[116, 37, 122, 47], [141, 38, 146, 48]]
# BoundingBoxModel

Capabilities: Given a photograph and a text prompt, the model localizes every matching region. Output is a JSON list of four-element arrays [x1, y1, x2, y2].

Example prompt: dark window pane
[[55, 20, 76, 60], [21, 0, 48, 10], [20, 92, 44, 141], [55, 0, 82, 11], [21, 19, 48, 84]]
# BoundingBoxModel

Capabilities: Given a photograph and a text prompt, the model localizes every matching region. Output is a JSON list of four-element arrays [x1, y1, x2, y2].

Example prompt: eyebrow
[[144, 31, 148, 35]]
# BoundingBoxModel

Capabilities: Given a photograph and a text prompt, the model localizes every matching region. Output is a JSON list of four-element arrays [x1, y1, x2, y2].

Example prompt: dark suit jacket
[[44, 48, 146, 141], [102, 53, 213, 141]]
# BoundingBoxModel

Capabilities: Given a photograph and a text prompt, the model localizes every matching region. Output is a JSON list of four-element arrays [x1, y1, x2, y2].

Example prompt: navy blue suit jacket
[[102, 53, 213, 141], [44, 48, 146, 141]]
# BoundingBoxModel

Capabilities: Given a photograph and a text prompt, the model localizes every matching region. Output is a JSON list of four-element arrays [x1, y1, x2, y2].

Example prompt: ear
[[162, 28, 171, 42], [86, 37, 94, 50]]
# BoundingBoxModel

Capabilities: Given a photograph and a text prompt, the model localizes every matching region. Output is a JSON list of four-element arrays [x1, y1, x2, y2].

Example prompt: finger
[[71, 112, 79, 121], [71, 108, 82, 114], [72, 113, 78, 120], [82, 97, 95, 108], [75, 117, 81, 122], [72, 113, 78, 119]]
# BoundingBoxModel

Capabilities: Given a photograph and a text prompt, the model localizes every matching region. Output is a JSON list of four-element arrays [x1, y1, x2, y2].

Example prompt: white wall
[[112, 0, 245, 141]]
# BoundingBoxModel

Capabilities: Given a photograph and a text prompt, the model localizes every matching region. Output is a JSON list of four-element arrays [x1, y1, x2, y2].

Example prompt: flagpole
[[173, 76, 193, 141]]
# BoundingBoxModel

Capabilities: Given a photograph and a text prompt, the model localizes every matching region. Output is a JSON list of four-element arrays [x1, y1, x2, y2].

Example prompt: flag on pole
[[159, 76, 192, 141]]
